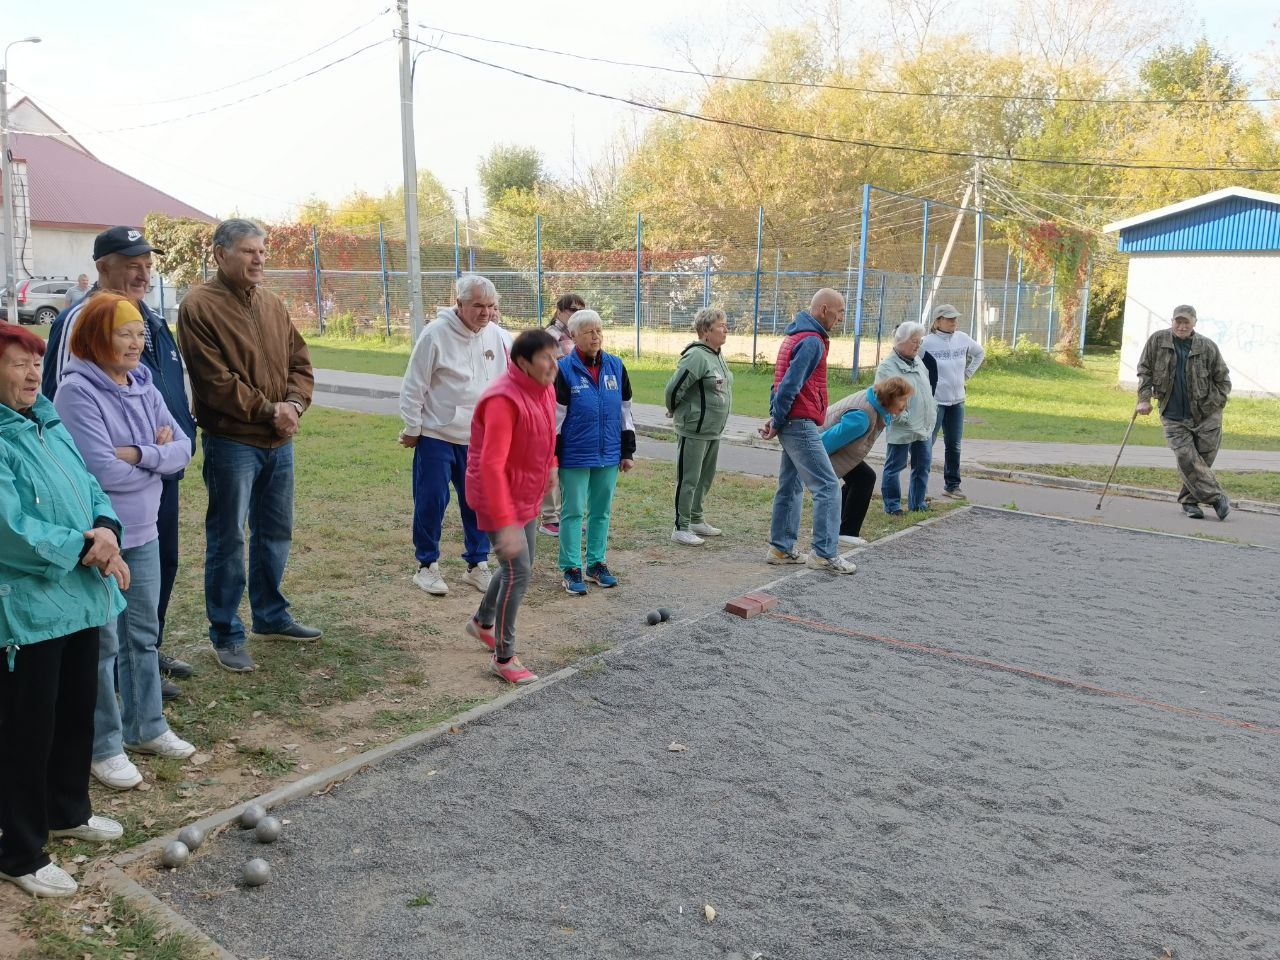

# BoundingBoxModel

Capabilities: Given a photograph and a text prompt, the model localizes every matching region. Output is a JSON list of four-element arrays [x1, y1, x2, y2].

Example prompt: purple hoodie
[[53, 358, 192, 548]]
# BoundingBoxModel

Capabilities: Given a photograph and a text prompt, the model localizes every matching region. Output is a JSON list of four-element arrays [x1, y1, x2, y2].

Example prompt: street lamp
[[2, 36, 42, 324]]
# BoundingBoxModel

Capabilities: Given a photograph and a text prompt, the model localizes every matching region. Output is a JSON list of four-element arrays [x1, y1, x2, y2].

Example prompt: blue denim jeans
[[882, 439, 932, 512], [93, 539, 168, 759], [932, 402, 965, 492], [769, 419, 841, 559], [202, 434, 295, 650], [411, 437, 490, 567]]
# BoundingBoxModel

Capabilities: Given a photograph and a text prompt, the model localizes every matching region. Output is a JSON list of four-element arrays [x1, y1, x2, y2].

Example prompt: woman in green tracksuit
[[664, 307, 734, 546]]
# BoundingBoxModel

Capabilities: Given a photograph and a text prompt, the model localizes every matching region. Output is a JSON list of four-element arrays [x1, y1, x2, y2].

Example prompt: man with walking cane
[[1134, 305, 1232, 520]]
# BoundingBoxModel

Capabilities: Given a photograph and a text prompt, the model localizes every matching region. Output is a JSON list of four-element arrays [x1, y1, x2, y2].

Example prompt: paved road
[[310, 370, 1280, 549]]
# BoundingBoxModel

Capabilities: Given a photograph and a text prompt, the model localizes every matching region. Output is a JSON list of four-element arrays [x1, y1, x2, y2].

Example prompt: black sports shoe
[[158, 653, 193, 679], [1213, 496, 1230, 521], [1182, 503, 1205, 520], [253, 621, 322, 642], [161, 679, 182, 701]]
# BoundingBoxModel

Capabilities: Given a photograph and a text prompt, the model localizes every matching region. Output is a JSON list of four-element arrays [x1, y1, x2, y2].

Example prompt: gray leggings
[[476, 519, 538, 661]]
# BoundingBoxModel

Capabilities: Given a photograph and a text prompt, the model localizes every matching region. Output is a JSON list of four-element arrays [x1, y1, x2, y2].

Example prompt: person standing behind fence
[[537, 292, 584, 537], [876, 322, 937, 515], [1135, 304, 1232, 520], [178, 219, 319, 675], [922, 304, 984, 500], [54, 294, 196, 790], [822, 377, 913, 547], [555, 309, 636, 595], [759, 289, 857, 575], [399, 274, 508, 597], [464, 329, 561, 685], [665, 307, 734, 546]]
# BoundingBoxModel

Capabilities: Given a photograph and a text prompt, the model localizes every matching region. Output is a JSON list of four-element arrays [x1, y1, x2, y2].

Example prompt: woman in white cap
[[921, 304, 984, 499]]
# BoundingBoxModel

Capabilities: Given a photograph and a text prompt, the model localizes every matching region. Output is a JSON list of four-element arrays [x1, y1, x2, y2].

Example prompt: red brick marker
[[724, 591, 779, 619]]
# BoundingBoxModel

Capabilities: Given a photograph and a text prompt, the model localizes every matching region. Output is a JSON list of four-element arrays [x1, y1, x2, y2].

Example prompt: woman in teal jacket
[[0, 325, 129, 899], [664, 307, 734, 545]]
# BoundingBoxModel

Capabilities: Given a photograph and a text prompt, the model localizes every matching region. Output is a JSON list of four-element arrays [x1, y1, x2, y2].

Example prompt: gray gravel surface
[[153, 510, 1280, 960]]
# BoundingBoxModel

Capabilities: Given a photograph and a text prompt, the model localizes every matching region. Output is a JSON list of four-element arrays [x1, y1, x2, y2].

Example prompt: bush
[[982, 336, 1052, 368], [324, 311, 359, 339]]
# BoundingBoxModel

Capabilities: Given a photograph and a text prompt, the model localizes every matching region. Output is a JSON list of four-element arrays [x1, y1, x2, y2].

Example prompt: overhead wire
[[413, 41, 1280, 174], [418, 23, 1278, 106]]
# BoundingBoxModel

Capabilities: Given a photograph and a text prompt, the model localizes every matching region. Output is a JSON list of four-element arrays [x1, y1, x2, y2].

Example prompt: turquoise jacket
[[0, 394, 126, 670]]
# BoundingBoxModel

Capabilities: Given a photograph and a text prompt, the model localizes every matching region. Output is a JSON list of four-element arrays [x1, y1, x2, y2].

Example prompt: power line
[[415, 41, 1280, 174], [418, 23, 1278, 107]]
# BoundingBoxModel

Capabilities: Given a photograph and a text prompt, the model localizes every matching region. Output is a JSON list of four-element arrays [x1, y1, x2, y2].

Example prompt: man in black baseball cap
[[41, 225, 198, 707]]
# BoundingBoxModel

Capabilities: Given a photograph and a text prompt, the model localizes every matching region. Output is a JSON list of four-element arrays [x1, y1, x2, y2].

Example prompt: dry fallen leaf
[[704, 904, 716, 922], [189, 753, 212, 767], [135, 781, 152, 792], [668, 742, 688, 752]]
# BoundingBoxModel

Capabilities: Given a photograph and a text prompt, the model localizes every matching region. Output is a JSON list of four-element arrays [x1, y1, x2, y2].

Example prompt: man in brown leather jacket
[[178, 219, 318, 673], [1135, 304, 1232, 521]]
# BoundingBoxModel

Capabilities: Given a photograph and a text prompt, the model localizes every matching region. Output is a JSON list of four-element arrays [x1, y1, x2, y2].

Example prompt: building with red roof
[[1, 98, 214, 288]]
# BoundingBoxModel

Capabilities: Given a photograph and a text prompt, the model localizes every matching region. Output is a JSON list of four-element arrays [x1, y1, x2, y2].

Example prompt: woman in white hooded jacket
[[921, 304, 984, 499]]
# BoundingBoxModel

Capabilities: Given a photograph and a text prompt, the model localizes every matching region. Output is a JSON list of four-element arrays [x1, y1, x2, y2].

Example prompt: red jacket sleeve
[[478, 397, 519, 528]]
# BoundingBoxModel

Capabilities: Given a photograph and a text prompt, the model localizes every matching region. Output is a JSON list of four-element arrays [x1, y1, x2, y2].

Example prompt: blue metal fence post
[[453, 220, 461, 279], [751, 207, 763, 369], [1000, 248, 1011, 340], [378, 222, 391, 337], [1078, 252, 1093, 358], [875, 273, 887, 368], [535, 214, 543, 323], [1046, 277, 1056, 349], [850, 184, 871, 379], [634, 213, 642, 357], [1012, 250, 1023, 343], [311, 224, 324, 334], [917, 199, 929, 319], [970, 210, 984, 337], [702, 256, 711, 309]]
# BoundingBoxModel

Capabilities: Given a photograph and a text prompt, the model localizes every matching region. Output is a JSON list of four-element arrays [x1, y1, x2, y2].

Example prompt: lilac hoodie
[[53, 358, 192, 548]]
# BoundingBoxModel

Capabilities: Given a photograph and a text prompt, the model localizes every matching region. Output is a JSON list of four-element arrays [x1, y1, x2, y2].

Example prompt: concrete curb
[[968, 503, 1276, 550]]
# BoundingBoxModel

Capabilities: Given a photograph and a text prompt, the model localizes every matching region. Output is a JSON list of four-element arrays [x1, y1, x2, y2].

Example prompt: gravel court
[[151, 510, 1280, 960]]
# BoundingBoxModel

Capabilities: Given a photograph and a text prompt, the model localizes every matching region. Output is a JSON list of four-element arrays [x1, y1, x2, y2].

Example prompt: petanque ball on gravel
[[645, 610, 661, 625], [159, 841, 190, 869], [243, 858, 272, 887], [254, 816, 283, 844], [177, 826, 204, 851], [240, 803, 266, 829], [657, 608, 672, 621]]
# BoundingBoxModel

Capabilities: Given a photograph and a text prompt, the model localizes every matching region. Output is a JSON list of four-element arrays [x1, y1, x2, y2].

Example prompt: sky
[[2, 0, 1276, 223]]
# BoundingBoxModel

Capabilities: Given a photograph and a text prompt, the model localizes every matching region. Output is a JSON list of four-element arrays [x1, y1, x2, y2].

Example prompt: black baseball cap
[[93, 226, 163, 260]]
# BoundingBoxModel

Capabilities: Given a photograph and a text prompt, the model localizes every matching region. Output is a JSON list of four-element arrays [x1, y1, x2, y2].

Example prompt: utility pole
[[2, 38, 42, 325], [971, 157, 986, 343], [396, 1, 425, 340]]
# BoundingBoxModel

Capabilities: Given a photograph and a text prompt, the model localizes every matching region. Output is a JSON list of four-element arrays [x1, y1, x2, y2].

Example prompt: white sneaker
[[49, 814, 124, 843], [413, 563, 448, 596], [91, 753, 142, 791], [127, 729, 195, 760], [689, 522, 722, 537], [838, 534, 868, 547], [462, 561, 492, 593], [0, 862, 78, 898], [806, 554, 858, 575], [671, 528, 705, 546]]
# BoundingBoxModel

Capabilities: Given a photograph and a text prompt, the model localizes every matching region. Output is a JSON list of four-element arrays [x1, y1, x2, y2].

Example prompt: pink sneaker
[[466, 617, 497, 652], [490, 656, 538, 684]]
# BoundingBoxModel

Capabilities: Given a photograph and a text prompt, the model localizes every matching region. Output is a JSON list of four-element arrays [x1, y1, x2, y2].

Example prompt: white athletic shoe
[[49, 814, 124, 843], [671, 528, 705, 546], [413, 563, 448, 596], [461, 561, 492, 593], [838, 534, 868, 547], [0, 862, 78, 898], [127, 729, 196, 760], [91, 754, 142, 791], [689, 522, 722, 537], [806, 554, 858, 575]]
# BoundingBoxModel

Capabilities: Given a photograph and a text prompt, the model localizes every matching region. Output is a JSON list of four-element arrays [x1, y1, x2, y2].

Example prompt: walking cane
[[1096, 408, 1139, 511]]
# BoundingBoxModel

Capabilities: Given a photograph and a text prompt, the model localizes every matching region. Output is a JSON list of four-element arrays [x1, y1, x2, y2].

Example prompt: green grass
[[22, 895, 208, 959], [304, 335, 1280, 451], [987, 463, 1280, 503]]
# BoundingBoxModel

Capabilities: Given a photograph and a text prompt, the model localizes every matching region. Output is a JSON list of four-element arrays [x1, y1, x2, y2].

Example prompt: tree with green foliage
[[477, 145, 545, 206]]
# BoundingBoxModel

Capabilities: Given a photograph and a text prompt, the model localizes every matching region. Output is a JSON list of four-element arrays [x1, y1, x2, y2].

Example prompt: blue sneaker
[[585, 562, 618, 588], [562, 567, 587, 596]]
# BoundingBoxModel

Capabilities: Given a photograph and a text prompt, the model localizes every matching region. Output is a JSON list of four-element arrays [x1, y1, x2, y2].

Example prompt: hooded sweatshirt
[[53, 360, 192, 548], [664, 341, 734, 440], [921, 329, 984, 406], [400, 308, 510, 445]]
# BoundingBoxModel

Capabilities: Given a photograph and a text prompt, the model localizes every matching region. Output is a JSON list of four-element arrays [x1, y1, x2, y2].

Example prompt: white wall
[[1118, 251, 1280, 397], [32, 227, 96, 282]]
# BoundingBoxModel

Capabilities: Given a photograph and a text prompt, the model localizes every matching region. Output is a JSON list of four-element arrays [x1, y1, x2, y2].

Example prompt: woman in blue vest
[[553, 310, 636, 595]]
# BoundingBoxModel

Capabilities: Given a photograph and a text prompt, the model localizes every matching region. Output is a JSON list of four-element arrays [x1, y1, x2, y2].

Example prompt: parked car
[[14, 276, 74, 325]]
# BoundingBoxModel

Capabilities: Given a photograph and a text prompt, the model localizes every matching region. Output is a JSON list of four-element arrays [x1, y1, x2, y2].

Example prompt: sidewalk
[[312, 367, 1280, 471]]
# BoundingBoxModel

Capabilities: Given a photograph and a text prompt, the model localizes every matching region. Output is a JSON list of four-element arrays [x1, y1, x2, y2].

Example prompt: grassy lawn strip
[[23, 895, 207, 959], [986, 463, 1280, 504], [305, 335, 1280, 451]]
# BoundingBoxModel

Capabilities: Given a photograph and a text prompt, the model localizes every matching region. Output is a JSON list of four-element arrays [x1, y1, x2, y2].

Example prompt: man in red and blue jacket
[[760, 289, 856, 575]]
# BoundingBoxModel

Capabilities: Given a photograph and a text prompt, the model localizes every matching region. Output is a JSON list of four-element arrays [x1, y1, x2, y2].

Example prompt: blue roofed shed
[[1104, 187, 1280, 396]]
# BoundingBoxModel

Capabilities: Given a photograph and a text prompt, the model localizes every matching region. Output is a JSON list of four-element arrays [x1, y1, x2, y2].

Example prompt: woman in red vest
[[464, 329, 561, 684]]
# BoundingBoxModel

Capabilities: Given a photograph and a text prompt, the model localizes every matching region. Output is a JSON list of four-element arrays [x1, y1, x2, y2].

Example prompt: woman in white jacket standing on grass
[[921, 304, 984, 500]]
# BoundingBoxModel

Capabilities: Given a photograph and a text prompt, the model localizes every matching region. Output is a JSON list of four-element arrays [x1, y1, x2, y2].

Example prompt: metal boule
[[254, 816, 283, 844], [160, 841, 190, 869], [243, 858, 272, 886], [177, 826, 205, 851], [240, 803, 266, 829]]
